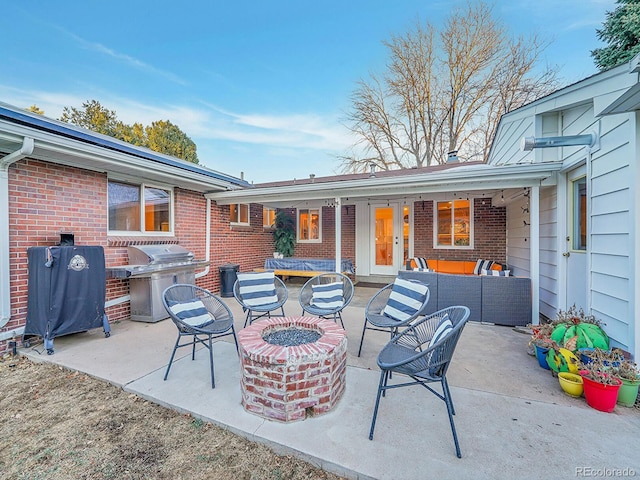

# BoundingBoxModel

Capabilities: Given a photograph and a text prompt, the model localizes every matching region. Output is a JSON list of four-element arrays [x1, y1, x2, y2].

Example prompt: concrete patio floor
[[20, 283, 640, 480]]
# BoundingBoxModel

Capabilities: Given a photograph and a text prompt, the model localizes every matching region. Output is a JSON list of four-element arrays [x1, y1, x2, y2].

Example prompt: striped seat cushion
[[311, 281, 344, 309], [237, 272, 278, 307], [429, 313, 453, 348], [382, 278, 429, 322], [168, 299, 212, 327]]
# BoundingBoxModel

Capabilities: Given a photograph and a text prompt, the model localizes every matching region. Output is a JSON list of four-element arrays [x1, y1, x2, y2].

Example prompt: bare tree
[[340, 1, 559, 172]]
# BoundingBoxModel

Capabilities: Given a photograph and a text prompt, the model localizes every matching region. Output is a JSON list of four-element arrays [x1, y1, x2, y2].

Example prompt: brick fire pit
[[237, 316, 347, 423]]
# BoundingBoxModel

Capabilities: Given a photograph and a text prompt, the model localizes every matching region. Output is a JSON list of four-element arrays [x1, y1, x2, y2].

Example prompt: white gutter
[[195, 198, 211, 279], [1, 137, 34, 329]]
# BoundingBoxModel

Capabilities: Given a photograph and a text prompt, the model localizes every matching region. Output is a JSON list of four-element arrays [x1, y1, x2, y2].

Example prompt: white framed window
[[108, 180, 172, 234], [434, 199, 473, 248], [263, 207, 276, 228], [298, 208, 321, 242], [230, 204, 250, 225]]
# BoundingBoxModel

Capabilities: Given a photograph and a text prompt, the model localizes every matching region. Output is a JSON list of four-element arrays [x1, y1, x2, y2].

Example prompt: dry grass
[[0, 356, 344, 480]]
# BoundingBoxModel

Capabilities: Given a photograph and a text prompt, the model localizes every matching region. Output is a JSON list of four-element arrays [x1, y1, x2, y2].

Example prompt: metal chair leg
[[369, 369, 387, 440], [208, 335, 215, 389], [164, 335, 181, 381], [442, 377, 461, 458], [357, 320, 368, 357]]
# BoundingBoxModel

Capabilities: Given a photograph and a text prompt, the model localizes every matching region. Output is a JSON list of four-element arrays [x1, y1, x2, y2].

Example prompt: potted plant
[[550, 305, 609, 353], [528, 323, 556, 370], [272, 209, 296, 258], [611, 358, 640, 407], [578, 358, 623, 413]]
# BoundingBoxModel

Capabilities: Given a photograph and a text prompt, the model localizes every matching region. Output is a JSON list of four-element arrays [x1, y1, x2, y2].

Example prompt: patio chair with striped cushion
[[233, 271, 288, 327], [298, 272, 354, 328], [357, 278, 430, 357]]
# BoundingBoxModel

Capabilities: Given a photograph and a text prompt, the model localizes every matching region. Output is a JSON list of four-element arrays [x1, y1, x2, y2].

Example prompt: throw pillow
[[168, 299, 212, 327], [473, 259, 494, 275], [311, 281, 344, 309], [412, 268, 434, 272], [481, 269, 510, 277], [411, 257, 429, 269], [429, 313, 453, 348], [382, 278, 429, 322], [237, 271, 278, 307]]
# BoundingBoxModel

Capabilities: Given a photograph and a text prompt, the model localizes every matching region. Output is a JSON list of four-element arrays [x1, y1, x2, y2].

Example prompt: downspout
[[1, 137, 34, 330], [195, 198, 211, 279]]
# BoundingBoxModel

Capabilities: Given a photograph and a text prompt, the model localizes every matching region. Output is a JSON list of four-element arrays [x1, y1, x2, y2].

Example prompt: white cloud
[[53, 25, 188, 86], [0, 85, 354, 155]]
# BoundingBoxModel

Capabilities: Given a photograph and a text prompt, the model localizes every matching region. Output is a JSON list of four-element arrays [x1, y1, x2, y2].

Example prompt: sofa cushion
[[474, 259, 494, 275], [481, 269, 510, 277]]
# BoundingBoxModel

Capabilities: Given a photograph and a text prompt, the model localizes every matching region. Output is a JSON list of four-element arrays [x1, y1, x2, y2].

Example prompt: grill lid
[[127, 244, 194, 265]]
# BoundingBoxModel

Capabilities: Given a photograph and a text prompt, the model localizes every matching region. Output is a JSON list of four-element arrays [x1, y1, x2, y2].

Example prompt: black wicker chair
[[357, 280, 431, 357], [162, 284, 238, 389], [298, 273, 354, 328], [233, 274, 288, 327], [368, 306, 471, 458]]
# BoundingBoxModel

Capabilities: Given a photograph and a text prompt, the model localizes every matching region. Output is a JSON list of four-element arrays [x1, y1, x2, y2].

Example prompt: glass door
[[371, 203, 401, 275]]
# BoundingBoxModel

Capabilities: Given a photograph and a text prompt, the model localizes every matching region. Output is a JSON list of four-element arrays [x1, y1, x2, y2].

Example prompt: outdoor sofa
[[397, 269, 532, 326]]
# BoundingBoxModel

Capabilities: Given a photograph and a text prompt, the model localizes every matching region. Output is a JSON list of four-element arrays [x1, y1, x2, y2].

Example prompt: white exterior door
[[565, 165, 588, 310], [370, 203, 404, 275]]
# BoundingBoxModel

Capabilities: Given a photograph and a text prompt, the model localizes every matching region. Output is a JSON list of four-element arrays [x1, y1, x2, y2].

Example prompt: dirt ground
[[0, 356, 344, 480]]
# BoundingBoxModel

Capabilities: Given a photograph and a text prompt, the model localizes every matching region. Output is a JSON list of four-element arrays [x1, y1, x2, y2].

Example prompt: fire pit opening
[[262, 327, 322, 346], [238, 317, 347, 423]]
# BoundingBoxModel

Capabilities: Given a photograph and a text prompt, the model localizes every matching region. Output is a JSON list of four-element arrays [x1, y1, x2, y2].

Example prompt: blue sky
[[1, 0, 615, 183]]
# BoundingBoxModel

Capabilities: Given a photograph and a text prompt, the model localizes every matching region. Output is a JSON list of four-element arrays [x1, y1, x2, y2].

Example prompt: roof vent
[[369, 163, 376, 177], [447, 150, 459, 163], [309, 174, 315, 183]]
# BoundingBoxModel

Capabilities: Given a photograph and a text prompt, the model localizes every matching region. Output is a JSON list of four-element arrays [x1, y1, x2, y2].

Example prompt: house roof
[[206, 160, 561, 206], [0, 102, 249, 192]]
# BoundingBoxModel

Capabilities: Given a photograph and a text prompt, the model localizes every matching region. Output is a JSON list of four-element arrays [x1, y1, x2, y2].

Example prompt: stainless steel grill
[[107, 244, 209, 322]]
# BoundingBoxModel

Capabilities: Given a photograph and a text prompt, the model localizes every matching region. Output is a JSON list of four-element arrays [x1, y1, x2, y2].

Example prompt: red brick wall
[[2, 158, 269, 354], [412, 198, 506, 264], [281, 206, 356, 265]]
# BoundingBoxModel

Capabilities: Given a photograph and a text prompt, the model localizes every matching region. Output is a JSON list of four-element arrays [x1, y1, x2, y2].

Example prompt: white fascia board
[[0, 120, 238, 193], [207, 163, 561, 205]]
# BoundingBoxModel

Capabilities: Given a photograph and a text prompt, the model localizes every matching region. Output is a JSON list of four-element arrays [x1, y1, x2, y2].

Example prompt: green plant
[[272, 210, 295, 257], [550, 305, 609, 352]]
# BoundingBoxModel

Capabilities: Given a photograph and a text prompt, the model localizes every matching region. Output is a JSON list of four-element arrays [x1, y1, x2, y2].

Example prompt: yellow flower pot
[[558, 372, 584, 398]]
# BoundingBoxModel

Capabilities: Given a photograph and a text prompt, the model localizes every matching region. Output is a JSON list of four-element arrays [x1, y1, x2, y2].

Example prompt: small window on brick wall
[[434, 199, 472, 248], [263, 207, 276, 228], [108, 180, 172, 234], [298, 208, 321, 242], [230, 204, 250, 225]]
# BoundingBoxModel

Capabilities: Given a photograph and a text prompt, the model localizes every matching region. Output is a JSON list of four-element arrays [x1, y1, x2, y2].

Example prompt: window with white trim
[[434, 199, 472, 248], [230, 204, 250, 225], [108, 180, 172, 233], [298, 208, 321, 242], [263, 207, 276, 228]]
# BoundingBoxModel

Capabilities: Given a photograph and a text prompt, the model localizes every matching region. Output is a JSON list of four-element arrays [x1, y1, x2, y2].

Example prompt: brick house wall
[[412, 198, 507, 264], [1, 158, 276, 354]]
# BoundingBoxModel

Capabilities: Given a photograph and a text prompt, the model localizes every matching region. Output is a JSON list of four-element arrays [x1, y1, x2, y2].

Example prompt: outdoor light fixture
[[520, 132, 598, 151]]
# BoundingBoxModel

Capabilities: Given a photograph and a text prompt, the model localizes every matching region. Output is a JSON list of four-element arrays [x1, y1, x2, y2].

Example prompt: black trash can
[[219, 263, 240, 298]]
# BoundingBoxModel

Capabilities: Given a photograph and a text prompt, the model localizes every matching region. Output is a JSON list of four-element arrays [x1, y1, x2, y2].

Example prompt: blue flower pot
[[534, 345, 551, 370]]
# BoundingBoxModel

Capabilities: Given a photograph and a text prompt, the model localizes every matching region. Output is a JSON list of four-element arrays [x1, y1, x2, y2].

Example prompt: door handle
[[562, 252, 570, 257]]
